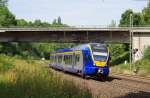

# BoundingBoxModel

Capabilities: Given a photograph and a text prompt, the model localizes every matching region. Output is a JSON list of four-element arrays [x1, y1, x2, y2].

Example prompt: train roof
[[50, 43, 107, 53], [55, 48, 72, 53]]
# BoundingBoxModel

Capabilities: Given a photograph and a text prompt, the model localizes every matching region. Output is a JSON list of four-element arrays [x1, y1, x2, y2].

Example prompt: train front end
[[83, 43, 110, 78], [91, 43, 110, 77]]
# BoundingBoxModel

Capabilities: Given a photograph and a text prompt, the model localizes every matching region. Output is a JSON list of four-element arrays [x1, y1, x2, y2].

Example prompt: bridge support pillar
[[132, 32, 150, 61]]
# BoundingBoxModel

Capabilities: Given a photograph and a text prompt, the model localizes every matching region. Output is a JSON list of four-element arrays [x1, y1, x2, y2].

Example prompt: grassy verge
[[110, 63, 134, 75], [0, 54, 92, 98], [111, 47, 150, 77], [110, 60, 150, 77]]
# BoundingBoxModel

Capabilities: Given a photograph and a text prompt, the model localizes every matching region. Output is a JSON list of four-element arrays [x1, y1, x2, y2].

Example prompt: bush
[[109, 44, 129, 65], [111, 47, 150, 76], [110, 52, 129, 65], [143, 46, 150, 60], [0, 54, 15, 73], [0, 42, 75, 60]]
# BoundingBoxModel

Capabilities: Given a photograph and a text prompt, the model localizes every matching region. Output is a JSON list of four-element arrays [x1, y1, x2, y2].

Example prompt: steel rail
[[110, 73, 150, 85]]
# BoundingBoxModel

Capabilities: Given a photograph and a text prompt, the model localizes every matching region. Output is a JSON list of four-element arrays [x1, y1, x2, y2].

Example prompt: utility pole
[[129, 13, 133, 71]]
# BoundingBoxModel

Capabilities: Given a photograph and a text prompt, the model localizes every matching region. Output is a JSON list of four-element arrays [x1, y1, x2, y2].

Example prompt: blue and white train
[[49, 43, 111, 79]]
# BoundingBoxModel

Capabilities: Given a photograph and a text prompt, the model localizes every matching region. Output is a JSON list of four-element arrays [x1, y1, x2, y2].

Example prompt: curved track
[[50, 68, 150, 98]]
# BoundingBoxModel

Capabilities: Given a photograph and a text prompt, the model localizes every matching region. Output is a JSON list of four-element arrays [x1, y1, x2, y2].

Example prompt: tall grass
[[0, 55, 92, 98], [0, 54, 15, 73]]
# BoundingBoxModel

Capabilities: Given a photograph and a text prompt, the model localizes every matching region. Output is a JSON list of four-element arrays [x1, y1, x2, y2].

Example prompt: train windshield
[[91, 43, 108, 61], [93, 55, 107, 61], [90, 43, 107, 53]]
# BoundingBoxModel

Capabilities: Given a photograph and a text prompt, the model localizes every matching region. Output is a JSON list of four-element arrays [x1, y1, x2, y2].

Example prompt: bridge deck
[[0, 27, 149, 43]]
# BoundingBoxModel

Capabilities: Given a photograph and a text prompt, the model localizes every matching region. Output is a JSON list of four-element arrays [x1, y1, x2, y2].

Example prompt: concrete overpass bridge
[[0, 27, 150, 61], [0, 27, 130, 43]]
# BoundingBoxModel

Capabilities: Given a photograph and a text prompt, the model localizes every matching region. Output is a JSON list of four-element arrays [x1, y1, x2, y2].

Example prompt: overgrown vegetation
[[0, 42, 75, 59], [111, 47, 150, 76], [134, 47, 150, 76], [109, 44, 129, 65], [0, 54, 14, 73], [0, 54, 92, 98]]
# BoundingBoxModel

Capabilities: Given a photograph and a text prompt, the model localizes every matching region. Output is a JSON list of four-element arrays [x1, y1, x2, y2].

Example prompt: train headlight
[[97, 69, 103, 74]]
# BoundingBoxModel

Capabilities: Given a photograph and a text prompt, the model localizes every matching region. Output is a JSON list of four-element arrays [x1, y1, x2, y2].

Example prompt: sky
[[8, 0, 149, 26]]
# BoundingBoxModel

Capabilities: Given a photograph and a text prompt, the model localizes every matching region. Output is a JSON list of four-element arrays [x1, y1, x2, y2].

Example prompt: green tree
[[28, 21, 33, 26], [142, 2, 150, 25], [0, 0, 7, 7], [52, 19, 57, 25], [57, 16, 62, 25], [17, 19, 28, 27], [41, 22, 51, 27], [30, 20, 51, 27], [0, 7, 16, 27], [0, 0, 16, 27], [119, 9, 141, 27], [108, 20, 116, 27], [33, 19, 42, 27], [119, 9, 133, 27], [51, 17, 67, 27], [133, 13, 142, 26]]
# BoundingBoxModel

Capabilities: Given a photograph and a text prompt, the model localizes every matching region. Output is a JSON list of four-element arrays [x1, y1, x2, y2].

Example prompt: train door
[[64, 54, 73, 68], [57, 54, 63, 69], [52, 54, 56, 66], [50, 54, 55, 67], [74, 51, 83, 70]]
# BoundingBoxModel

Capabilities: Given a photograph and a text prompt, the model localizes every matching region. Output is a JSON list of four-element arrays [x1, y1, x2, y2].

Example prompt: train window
[[54, 56, 56, 63], [50, 56, 54, 63], [58, 55, 62, 64], [94, 55, 107, 62], [76, 55, 80, 62], [64, 55, 67, 65], [65, 55, 68, 65], [64, 56, 67, 64], [91, 44, 107, 53], [55, 55, 57, 63], [51, 56, 54, 63], [64, 55, 72, 65], [75, 54, 80, 65], [75, 54, 80, 66], [64, 56, 66, 64], [53, 56, 55, 63]]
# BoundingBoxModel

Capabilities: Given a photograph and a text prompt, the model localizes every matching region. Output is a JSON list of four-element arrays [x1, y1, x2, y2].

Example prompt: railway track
[[110, 73, 150, 85], [43, 63, 150, 98], [48, 67, 150, 98]]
